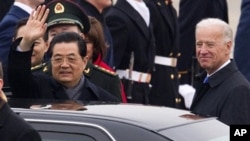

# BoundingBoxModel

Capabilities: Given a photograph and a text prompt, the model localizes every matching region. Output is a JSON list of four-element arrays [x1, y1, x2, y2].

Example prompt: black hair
[[48, 32, 87, 57]]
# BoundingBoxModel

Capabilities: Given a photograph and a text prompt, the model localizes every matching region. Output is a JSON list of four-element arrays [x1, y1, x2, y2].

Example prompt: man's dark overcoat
[[191, 61, 250, 125]]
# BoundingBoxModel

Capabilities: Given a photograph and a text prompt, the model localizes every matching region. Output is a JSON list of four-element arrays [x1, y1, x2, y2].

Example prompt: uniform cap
[[46, 0, 90, 34]]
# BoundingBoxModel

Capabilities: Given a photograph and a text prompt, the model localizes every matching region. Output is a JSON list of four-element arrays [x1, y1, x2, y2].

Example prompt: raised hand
[[19, 5, 49, 51]]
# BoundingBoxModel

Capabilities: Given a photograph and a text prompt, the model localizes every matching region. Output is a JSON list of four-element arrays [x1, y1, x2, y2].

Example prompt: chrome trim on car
[[25, 118, 117, 141]]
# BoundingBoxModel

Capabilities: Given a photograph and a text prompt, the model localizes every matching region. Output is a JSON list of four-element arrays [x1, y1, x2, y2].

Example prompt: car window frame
[[26, 119, 116, 141]]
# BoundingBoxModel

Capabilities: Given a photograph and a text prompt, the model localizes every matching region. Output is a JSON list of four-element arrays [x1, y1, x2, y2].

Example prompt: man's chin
[[58, 80, 72, 86], [200, 64, 209, 69]]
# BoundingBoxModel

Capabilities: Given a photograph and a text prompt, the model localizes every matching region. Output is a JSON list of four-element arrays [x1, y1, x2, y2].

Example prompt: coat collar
[[115, 0, 150, 39], [208, 60, 237, 87]]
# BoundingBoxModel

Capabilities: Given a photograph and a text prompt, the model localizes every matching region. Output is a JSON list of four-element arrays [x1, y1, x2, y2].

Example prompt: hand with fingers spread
[[19, 5, 49, 51]]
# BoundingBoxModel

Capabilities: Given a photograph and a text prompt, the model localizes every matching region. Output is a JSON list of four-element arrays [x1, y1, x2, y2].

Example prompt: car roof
[[12, 103, 217, 131]]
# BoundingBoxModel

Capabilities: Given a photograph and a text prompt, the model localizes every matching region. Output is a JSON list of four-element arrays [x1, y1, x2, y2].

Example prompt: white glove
[[179, 84, 196, 109]]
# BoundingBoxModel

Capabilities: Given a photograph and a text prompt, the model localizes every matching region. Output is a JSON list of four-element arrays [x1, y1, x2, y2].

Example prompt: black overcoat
[[191, 61, 250, 125]]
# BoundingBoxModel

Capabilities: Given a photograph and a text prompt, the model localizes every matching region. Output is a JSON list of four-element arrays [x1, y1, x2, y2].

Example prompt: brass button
[[175, 98, 181, 103], [177, 53, 181, 57], [169, 52, 173, 56], [157, 2, 161, 6], [170, 74, 174, 79], [178, 74, 181, 79]]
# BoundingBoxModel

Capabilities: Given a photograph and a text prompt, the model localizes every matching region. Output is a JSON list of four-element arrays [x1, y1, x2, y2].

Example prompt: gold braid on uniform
[[94, 65, 116, 76], [31, 63, 47, 72]]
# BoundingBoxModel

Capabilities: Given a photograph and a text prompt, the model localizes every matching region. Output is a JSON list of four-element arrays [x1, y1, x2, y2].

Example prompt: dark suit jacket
[[0, 99, 41, 141], [7, 38, 118, 103], [234, 0, 250, 82], [177, 0, 228, 84], [145, 0, 184, 108], [0, 5, 29, 87], [191, 61, 250, 125]]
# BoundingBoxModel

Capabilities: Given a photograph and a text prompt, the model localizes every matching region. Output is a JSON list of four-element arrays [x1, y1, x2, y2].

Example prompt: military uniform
[[106, 0, 155, 104], [84, 62, 122, 101], [145, 0, 185, 109], [31, 62, 49, 73]]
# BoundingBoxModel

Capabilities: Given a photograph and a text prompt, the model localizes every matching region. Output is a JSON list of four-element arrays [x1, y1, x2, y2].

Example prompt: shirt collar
[[208, 59, 231, 77], [14, 2, 33, 14]]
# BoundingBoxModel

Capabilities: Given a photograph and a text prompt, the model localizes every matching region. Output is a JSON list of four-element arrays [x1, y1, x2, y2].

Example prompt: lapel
[[190, 83, 210, 110], [191, 61, 237, 110], [50, 79, 70, 99], [116, 0, 150, 39], [154, 0, 176, 36], [78, 78, 100, 100]]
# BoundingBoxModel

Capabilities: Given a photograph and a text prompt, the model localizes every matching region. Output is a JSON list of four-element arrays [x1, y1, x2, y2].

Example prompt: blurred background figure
[[85, 16, 126, 102], [177, 0, 228, 86], [0, 0, 45, 87], [0, 62, 42, 141], [77, 0, 114, 68], [234, 0, 250, 82], [13, 18, 49, 72], [86, 16, 112, 71]]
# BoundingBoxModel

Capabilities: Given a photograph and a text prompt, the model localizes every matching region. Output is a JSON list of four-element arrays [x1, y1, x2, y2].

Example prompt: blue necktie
[[203, 76, 209, 83]]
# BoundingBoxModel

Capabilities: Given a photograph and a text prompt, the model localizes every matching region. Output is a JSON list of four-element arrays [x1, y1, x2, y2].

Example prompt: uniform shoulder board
[[93, 65, 117, 76], [42, 65, 49, 73], [31, 63, 46, 71]]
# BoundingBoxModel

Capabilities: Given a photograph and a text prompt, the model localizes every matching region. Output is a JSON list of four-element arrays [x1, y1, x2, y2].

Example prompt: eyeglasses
[[51, 56, 82, 65]]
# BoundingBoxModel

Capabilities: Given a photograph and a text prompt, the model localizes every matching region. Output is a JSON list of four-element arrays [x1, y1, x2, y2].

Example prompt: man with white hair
[[190, 18, 250, 125]]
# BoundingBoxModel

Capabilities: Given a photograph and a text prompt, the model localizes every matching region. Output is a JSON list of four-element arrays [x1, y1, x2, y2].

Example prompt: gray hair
[[196, 18, 233, 43]]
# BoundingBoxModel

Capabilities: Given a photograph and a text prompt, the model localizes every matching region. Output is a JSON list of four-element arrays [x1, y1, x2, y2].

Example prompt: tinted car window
[[40, 131, 95, 141], [29, 120, 114, 141]]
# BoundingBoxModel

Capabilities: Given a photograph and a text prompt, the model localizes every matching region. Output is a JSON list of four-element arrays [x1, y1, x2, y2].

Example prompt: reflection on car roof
[[12, 103, 214, 131]]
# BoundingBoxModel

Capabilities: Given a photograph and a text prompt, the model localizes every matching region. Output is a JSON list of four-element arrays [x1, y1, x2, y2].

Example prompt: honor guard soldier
[[145, 0, 185, 109], [106, 0, 155, 104]]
